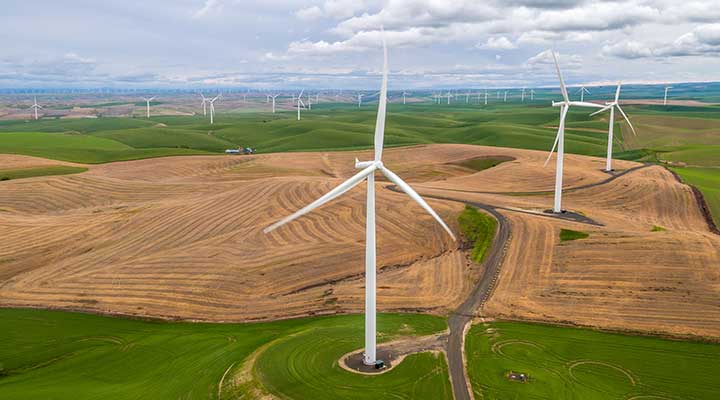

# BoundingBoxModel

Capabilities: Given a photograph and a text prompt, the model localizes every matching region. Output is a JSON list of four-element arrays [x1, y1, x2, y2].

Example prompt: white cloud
[[478, 37, 517, 50], [296, 1, 369, 21], [603, 24, 720, 59], [296, 6, 323, 21], [193, 0, 223, 18]]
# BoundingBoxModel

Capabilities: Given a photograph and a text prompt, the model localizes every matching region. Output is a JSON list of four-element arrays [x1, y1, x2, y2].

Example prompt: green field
[[0, 104, 619, 164], [0, 309, 447, 400], [466, 321, 720, 400], [671, 167, 720, 226], [0, 165, 87, 181]]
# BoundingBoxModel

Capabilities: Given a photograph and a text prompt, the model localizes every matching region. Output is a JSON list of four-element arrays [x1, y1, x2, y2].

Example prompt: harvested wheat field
[[1, 144, 718, 339]]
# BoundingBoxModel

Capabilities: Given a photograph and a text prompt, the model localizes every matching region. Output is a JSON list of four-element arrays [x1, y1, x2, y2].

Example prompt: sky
[[1, 0, 719, 89]]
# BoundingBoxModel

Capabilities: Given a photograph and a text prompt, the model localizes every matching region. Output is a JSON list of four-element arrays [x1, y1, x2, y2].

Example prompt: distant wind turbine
[[264, 36, 455, 367], [200, 94, 209, 116], [589, 82, 637, 172], [269, 94, 279, 113], [358, 93, 364, 108], [484, 90, 488, 105], [209, 94, 221, 124], [521, 88, 526, 102], [297, 90, 306, 120], [544, 51, 604, 213], [576, 86, 590, 102], [142, 96, 155, 119], [402, 91, 409, 105], [503, 91, 508, 102], [30, 97, 43, 120], [530, 89, 536, 101], [664, 86, 672, 106]]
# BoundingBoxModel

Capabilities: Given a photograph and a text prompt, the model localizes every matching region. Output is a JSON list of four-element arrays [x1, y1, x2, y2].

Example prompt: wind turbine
[[530, 89, 536, 101], [296, 90, 306, 121], [30, 97, 43, 120], [544, 51, 604, 213], [503, 91, 508, 102], [589, 82, 637, 172], [446, 92, 453, 105], [465, 92, 470, 104], [576, 86, 590, 102], [200, 94, 209, 116], [264, 37, 455, 366], [402, 91, 409, 105], [269, 94, 279, 113], [209, 94, 221, 124], [664, 86, 672, 106], [358, 93, 364, 108], [142, 96, 155, 119], [521, 88, 526, 102]]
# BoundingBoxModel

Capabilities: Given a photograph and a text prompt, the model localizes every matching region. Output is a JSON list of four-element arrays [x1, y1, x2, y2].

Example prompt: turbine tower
[[358, 93, 364, 108], [521, 88, 526, 102], [402, 91, 409, 105], [664, 86, 672, 106], [142, 96, 155, 119], [576, 86, 590, 102], [484, 90, 488, 105], [530, 89, 535, 101], [503, 91, 508, 102], [264, 36, 455, 366], [589, 82, 637, 172], [209, 94, 221, 124], [544, 51, 603, 213], [30, 97, 43, 120]]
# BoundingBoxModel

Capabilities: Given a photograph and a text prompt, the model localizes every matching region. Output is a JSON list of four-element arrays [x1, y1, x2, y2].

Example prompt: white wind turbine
[[465, 92, 470, 104], [521, 88, 526, 102], [269, 94, 279, 113], [484, 90, 488, 105], [358, 93, 364, 108], [446, 91, 453, 105], [296, 90, 306, 120], [544, 51, 604, 213], [264, 37, 455, 366], [530, 89, 536, 101], [200, 94, 209, 116], [503, 91, 508, 102], [142, 96, 155, 118], [402, 91, 409, 105], [589, 82, 637, 172], [664, 86, 672, 106], [576, 86, 590, 102], [30, 97, 43, 120], [209, 94, 221, 124]]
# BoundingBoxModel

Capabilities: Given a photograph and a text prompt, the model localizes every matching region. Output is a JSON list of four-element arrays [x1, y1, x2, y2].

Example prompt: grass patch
[[0, 308, 448, 400], [651, 225, 666, 232], [458, 205, 497, 263], [466, 320, 720, 400], [452, 156, 514, 172], [0, 165, 87, 181], [559, 228, 589, 242]]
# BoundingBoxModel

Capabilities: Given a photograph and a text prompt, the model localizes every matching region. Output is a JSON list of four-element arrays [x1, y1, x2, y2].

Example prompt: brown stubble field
[[0, 144, 718, 338]]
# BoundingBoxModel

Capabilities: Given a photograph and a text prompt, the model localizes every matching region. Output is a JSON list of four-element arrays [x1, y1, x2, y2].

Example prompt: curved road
[[386, 163, 652, 400]]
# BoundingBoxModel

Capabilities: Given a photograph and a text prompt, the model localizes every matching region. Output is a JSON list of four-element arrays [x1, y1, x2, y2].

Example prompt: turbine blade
[[569, 101, 603, 108], [298, 89, 304, 99], [379, 166, 456, 241], [590, 105, 612, 117], [374, 34, 388, 162], [552, 51, 569, 103], [264, 164, 376, 233], [615, 82, 622, 103], [544, 105, 568, 167], [616, 105, 637, 136]]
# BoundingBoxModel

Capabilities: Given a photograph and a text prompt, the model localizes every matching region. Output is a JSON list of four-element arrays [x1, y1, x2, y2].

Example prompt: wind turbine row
[[264, 36, 455, 367]]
